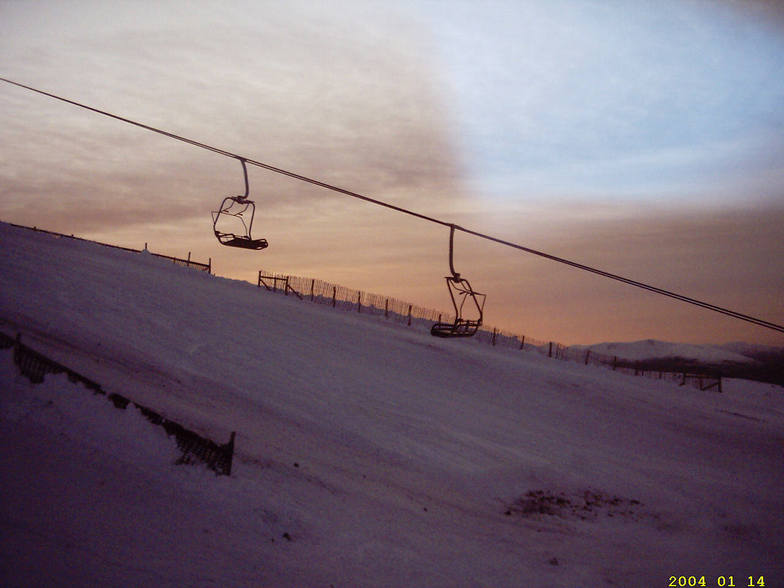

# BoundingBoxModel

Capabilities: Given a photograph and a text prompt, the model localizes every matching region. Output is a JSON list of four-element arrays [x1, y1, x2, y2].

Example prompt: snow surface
[[1, 221, 783, 587], [579, 340, 756, 364]]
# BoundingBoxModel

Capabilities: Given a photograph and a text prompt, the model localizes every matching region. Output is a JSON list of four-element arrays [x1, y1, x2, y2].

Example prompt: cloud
[[2, 0, 782, 345], [419, 0, 784, 205], [0, 0, 468, 233]]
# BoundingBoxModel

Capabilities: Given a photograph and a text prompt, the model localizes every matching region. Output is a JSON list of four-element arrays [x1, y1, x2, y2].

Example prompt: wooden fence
[[259, 270, 452, 326], [2, 331, 234, 475], [257, 269, 722, 393], [8, 222, 211, 273]]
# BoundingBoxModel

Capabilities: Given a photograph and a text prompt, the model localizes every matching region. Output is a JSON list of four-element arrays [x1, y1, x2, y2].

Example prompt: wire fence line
[[258, 269, 722, 393], [258, 270, 454, 326], [2, 221, 721, 393], [8, 222, 212, 273]]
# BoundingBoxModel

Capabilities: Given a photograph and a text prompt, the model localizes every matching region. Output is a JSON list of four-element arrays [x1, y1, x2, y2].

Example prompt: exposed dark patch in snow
[[506, 489, 647, 522]]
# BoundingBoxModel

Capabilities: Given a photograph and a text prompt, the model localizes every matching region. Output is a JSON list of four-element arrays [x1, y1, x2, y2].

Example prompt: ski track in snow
[[1, 221, 783, 587]]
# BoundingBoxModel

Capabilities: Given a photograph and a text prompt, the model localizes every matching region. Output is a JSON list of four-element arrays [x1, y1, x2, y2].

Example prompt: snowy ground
[[1, 221, 783, 587]]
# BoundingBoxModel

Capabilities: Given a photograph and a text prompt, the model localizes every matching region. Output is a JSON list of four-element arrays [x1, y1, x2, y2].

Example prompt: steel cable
[[2, 76, 782, 334]]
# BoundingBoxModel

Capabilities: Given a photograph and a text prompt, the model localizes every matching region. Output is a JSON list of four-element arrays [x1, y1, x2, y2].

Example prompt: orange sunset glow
[[1, 0, 782, 346]]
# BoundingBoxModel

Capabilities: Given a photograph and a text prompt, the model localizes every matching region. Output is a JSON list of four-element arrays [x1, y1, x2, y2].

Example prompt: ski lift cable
[[0, 77, 448, 229], [2, 76, 782, 335], [457, 226, 784, 333]]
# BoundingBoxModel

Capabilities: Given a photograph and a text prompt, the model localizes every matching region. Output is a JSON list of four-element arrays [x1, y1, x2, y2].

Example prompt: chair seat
[[216, 232, 268, 250], [430, 320, 480, 338]]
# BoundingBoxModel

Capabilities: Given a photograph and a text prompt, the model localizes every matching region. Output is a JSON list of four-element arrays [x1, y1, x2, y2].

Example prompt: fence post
[[407, 304, 412, 326], [385, 299, 389, 318], [224, 431, 236, 477], [187, 251, 192, 267], [584, 349, 591, 365], [332, 286, 337, 308], [310, 279, 315, 302], [284, 276, 290, 296], [357, 291, 362, 313], [492, 328, 497, 346], [548, 342, 553, 358], [612, 356, 617, 371], [519, 335, 525, 351]]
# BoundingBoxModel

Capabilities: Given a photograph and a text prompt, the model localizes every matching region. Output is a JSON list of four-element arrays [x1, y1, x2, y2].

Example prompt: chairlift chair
[[430, 225, 486, 338], [212, 158, 268, 250]]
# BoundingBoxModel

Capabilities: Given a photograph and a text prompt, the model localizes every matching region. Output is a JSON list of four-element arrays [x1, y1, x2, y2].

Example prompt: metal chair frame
[[430, 225, 486, 338], [212, 158, 268, 250]]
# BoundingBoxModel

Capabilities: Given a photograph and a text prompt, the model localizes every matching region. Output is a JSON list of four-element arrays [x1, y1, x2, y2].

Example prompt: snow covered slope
[[2, 221, 783, 587]]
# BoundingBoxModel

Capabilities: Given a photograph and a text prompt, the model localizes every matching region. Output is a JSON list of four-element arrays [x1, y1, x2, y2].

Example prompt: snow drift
[[1, 221, 783, 587]]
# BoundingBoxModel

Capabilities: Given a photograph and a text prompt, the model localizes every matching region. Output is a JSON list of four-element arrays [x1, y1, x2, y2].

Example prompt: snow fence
[[8, 222, 211, 273], [1, 331, 235, 475], [257, 269, 722, 393]]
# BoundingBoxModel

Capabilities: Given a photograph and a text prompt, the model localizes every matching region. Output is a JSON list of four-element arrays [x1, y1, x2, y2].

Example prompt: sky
[[1, 0, 783, 346]]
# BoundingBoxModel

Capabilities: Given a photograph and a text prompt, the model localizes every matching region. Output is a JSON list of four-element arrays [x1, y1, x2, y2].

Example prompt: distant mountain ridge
[[717, 341, 784, 361], [577, 339, 784, 385], [579, 339, 755, 364]]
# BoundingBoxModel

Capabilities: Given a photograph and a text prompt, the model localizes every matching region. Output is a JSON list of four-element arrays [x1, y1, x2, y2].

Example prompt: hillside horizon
[[4, 221, 782, 356], [1, 220, 783, 586]]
